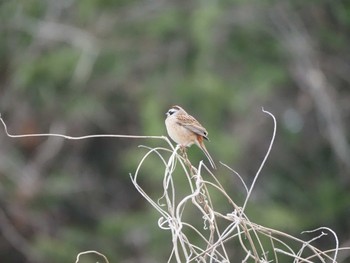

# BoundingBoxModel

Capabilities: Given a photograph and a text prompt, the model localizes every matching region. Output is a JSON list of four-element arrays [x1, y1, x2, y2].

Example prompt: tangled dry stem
[[0, 111, 348, 262], [130, 109, 346, 263]]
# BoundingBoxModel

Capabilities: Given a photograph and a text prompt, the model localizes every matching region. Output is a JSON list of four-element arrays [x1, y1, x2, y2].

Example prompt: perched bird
[[165, 105, 216, 169]]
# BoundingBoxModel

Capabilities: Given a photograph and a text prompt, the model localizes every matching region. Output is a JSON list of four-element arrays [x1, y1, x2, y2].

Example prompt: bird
[[165, 105, 216, 169]]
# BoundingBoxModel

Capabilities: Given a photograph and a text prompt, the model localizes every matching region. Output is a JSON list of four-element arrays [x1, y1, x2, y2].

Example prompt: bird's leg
[[180, 145, 188, 163], [180, 146, 194, 172]]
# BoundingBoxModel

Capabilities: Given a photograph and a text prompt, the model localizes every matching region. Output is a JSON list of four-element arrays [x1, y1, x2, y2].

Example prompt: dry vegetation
[[2, 110, 348, 263]]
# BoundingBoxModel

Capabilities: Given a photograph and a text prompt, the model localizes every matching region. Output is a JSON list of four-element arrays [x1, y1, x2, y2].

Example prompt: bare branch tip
[[261, 107, 270, 114]]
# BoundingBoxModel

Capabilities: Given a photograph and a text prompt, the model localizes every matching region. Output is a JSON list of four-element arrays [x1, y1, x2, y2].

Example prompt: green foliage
[[145, 9, 185, 38], [21, 0, 48, 18], [311, 177, 350, 224], [16, 48, 78, 89], [35, 227, 97, 263], [0, 0, 349, 262]]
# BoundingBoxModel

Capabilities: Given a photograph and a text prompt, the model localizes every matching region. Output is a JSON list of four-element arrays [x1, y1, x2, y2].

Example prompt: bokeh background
[[0, 0, 350, 262]]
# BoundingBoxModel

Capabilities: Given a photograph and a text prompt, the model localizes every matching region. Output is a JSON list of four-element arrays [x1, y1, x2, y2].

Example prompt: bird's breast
[[165, 117, 196, 147]]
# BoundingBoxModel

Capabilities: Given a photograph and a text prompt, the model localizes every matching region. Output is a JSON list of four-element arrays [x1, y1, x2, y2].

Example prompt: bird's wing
[[176, 114, 209, 141]]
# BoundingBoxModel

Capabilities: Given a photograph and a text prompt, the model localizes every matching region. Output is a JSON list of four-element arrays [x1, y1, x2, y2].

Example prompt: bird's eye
[[167, 109, 176, 115]]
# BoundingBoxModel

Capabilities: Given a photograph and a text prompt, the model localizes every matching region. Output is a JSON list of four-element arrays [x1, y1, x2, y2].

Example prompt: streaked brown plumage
[[165, 105, 216, 169]]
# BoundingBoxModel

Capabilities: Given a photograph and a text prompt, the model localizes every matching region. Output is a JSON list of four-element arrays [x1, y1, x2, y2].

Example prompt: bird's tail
[[198, 140, 217, 169]]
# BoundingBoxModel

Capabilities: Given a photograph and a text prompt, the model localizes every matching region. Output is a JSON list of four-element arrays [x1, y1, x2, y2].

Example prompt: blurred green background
[[0, 0, 350, 262]]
